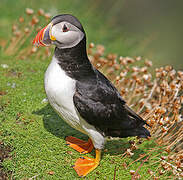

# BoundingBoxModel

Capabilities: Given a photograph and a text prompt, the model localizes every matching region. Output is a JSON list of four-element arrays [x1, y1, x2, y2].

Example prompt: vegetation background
[[0, 0, 182, 179], [1, 0, 183, 70]]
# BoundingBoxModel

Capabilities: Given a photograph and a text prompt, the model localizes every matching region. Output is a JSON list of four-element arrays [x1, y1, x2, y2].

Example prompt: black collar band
[[54, 37, 95, 80]]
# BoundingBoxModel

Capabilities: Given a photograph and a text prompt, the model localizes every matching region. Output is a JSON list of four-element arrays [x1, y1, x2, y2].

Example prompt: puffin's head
[[33, 14, 85, 49]]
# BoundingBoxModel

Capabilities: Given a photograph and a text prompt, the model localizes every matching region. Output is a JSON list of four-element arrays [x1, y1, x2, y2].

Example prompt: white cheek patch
[[51, 24, 84, 49]]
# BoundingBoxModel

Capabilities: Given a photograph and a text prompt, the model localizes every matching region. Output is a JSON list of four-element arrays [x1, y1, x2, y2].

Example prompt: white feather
[[51, 21, 84, 49], [44, 56, 105, 149]]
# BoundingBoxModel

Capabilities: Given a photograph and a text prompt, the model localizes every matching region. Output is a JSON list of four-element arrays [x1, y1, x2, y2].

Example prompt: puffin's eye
[[62, 24, 69, 32]]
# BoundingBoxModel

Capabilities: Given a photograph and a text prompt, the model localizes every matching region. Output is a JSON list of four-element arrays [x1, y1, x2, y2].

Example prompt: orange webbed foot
[[66, 136, 94, 154], [72, 149, 101, 177]]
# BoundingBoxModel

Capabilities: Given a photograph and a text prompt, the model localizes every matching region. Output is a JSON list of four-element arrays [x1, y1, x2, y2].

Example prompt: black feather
[[51, 14, 85, 34], [73, 70, 151, 138], [54, 30, 150, 139]]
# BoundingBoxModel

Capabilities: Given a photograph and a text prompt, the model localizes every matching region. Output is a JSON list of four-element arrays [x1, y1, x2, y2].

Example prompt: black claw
[[71, 165, 75, 168], [65, 144, 70, 146], [80, 157, 85, 159]]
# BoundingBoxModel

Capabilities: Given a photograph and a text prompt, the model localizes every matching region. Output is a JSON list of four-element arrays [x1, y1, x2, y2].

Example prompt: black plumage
[[52, 14, 85, 33], [54, 34, 150, 139], [74, 69, 150, 138]]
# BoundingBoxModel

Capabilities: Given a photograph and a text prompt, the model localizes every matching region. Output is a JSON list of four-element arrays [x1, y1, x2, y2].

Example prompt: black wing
[[73, 69, 150, 138]]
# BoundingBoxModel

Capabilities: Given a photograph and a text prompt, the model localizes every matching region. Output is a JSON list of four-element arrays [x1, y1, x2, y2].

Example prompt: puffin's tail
[[109, 125, 151, 138], [119, 126, 150, 138], [108, 104, 151, 138]]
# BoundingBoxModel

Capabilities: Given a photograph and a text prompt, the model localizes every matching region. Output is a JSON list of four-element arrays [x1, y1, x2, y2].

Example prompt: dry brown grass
[[88, 44, 183, 179]]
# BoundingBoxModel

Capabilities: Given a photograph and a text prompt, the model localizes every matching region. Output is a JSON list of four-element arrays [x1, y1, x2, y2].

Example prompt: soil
[[0, 142, 11, 180]]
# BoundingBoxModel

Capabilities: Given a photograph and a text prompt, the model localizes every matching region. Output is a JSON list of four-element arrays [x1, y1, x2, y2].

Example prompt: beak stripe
[[39, 26, 48, 46], [33, 25, 49, 46]]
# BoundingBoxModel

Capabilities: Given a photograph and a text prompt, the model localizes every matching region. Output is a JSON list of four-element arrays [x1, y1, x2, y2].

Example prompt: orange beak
[[33, 23, 56, 46]]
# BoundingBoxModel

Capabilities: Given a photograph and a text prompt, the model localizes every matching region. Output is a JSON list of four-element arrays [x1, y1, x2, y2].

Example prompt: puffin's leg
[[66, 136, 94, 154], [73, 149, 101, 177]]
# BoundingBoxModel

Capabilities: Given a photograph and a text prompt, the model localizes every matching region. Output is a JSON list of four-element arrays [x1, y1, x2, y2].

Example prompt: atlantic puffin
[[33, 14, 150, 177]]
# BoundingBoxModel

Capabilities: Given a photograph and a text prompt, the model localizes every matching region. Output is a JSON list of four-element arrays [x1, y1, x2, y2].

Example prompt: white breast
[[44, 56, 84, 133], [44, 56, 106, 149]]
